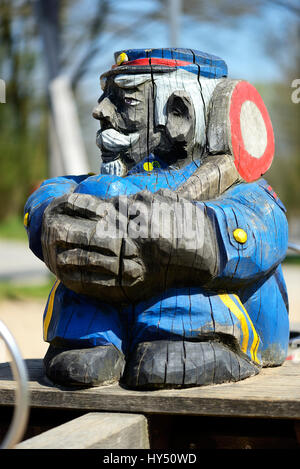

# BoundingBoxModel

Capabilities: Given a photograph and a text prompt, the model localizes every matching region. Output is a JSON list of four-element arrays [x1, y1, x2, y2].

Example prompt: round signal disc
[[229, 81, 274, 182]]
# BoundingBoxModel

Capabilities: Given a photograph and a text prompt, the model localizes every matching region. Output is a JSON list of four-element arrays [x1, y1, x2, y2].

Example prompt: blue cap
[[102, 48, 228, 79]]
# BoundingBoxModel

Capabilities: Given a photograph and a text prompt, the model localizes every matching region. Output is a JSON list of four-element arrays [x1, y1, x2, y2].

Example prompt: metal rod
[[34, 0, 89, 178], [288, 242, 300, 254], [169, 0, 182, 46], [0, 320, 29, 449]]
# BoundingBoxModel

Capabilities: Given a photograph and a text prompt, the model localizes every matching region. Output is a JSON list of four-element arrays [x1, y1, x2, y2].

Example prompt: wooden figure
[[24, 49, 289, 389]]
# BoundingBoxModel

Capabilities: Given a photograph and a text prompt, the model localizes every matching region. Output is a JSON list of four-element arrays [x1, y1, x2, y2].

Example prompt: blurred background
[[0, 0, 299, 362]]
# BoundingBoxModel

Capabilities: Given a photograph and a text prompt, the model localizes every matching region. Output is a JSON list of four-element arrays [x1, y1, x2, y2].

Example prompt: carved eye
[[170, 96, 188, 117], [172, 109, 182, 117], [124, 97, 139, 106]]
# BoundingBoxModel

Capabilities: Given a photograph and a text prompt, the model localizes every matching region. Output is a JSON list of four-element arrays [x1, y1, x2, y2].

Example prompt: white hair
[[114, 69, 222, 148]]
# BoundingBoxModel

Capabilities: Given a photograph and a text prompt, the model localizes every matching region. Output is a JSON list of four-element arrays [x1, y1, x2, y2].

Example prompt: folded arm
[[40, 180, 288, 303], [24, 175, 88, 260]]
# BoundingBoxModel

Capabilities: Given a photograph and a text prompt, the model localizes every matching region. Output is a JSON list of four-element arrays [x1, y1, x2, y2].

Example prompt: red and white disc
[[208, 80, 274, 182], [229, 81, 274, 182]]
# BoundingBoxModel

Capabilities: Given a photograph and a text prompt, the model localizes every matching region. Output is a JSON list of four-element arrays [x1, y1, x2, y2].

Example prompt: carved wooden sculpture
[[24, 49, 289, 389]]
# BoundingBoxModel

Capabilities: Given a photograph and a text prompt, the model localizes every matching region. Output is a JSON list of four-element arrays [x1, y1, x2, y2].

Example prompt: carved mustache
[[96, 128, 140, 152]]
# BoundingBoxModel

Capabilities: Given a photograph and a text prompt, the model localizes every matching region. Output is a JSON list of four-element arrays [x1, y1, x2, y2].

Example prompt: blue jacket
[[24, 157, 289, 366]]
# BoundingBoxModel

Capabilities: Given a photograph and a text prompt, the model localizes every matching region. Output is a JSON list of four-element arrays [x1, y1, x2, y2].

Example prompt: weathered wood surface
[[16, 412, 149, 449], [0, 359, 299, 420]]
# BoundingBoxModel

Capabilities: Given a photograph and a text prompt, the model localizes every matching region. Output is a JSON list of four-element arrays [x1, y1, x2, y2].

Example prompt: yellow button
[[88, 172, 96, 176], [143, 162, 153, 172], [24, 212, 29, 228], [233, 228, 247, 244], [116, 52, 128, 65]]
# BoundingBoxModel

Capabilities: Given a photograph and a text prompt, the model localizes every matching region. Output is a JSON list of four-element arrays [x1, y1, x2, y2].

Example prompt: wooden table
[[1, 359, 300, 449]]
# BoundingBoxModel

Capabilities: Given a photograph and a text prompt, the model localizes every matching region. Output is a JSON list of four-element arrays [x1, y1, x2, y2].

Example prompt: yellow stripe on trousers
[[233, 294, 260, 364], [218, 293, 260, 364], [43, 279, 60, 341]]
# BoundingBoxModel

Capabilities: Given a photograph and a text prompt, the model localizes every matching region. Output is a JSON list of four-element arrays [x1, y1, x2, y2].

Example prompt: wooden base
[[1, 360, 300, 449]]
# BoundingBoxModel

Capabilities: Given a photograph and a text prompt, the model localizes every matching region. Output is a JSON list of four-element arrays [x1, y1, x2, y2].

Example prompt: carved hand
[[41, 189, 218, 303]]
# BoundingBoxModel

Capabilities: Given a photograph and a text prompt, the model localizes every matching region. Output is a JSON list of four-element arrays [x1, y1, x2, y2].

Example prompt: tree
[[0, 0, 299, 221], [0, 0, 161, 221], [0, 0, 47, 219]]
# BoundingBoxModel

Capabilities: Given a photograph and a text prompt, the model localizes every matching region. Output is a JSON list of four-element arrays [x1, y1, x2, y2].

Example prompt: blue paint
[[24, 175, 88, 260], [44, 282, 123, 351], [25, 160, 289, 366], [112, 48, 228, 78], [203, 180, 288, 285], [239, 265, 289, 364], [73, 157, 200, 197], [127, 153, 169, 174]]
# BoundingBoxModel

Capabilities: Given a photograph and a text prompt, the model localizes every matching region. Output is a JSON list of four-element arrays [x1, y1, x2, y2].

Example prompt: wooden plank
[[16, 412, 149, 449], [0, 360, 300, 420]]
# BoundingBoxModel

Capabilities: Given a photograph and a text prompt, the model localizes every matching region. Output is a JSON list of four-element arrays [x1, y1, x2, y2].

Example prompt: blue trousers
[[43, 267, 289, 366]]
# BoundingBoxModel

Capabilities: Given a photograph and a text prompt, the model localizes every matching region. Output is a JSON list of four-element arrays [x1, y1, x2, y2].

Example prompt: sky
[[75, 0, 297, 95], [68, 0, 298, 168]]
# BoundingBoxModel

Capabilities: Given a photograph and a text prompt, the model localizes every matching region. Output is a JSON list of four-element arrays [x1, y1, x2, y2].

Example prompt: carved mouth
[[101, 152, 120, 162]]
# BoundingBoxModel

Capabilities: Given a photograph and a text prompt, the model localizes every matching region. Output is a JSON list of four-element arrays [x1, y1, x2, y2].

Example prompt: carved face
[[93, 76, 160, 170], [93, 70, 219, 173]]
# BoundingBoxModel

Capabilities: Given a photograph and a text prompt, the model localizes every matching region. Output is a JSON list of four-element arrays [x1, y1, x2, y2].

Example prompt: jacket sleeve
[[24, 175, 88, 261], [202, 180, 288, 288]]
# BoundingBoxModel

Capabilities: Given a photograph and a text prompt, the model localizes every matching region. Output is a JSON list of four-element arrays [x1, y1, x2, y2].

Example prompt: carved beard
[[97, 128, 141, 176], [101, 158, 128, 177]]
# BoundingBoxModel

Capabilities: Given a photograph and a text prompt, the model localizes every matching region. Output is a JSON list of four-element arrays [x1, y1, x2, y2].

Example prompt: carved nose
[[92, 104, 102, 120], [92, 98, 114, 121]]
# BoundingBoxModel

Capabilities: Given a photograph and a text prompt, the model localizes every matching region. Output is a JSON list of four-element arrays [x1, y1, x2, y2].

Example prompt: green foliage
[[0, 214, 27, 240], [284, 255, 300, 265], [0, 108, 48, 220], [0, 0, 48, 221], [0, 124, 48, 220], [257, 82, 300, 218], [0, 278, 54, 301]]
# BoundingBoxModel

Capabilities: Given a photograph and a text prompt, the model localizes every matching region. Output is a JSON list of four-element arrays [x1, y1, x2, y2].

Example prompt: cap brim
[[100, 64, 177, 80]]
